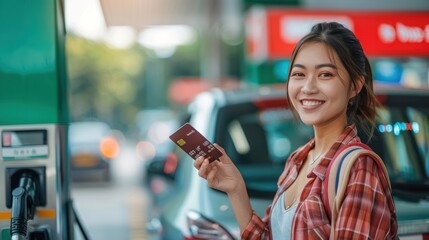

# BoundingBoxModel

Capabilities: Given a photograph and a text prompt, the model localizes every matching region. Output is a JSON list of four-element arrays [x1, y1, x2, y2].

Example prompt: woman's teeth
[[302, 100, 323, 106]]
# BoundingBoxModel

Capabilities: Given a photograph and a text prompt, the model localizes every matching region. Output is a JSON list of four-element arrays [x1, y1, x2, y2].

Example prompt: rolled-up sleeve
[[335, 156, 397, 240], [241, 209, 271, 240]]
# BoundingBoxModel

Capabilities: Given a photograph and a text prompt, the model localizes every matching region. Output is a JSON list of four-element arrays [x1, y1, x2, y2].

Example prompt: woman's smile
[[300, 99, 325, 110]]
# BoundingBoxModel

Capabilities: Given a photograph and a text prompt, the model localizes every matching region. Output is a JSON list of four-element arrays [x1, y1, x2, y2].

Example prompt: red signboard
[[246, 8, 429, 59]]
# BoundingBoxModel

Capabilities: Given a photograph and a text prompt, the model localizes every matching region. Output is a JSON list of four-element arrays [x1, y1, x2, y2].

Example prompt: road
[[71, 141, 154, 240]]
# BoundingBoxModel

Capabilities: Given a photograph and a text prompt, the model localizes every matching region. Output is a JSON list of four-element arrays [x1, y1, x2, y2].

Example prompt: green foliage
[[66, 35, 146, 130], [65, 33, 240, 131]]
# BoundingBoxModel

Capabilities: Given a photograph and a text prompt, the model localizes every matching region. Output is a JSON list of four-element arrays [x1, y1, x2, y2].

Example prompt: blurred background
[[4, 0, 426, 239], [64, 0, 429, 239], [65, 0, 244, 129], [65, 0, 429, 132]]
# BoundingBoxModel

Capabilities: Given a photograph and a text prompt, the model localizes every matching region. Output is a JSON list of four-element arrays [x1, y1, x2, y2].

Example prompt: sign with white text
[[245, 8, 429, 60]]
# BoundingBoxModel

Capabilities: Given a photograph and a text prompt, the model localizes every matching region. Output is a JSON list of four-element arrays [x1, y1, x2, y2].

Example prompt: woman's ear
[[350, 76, 365, 99]]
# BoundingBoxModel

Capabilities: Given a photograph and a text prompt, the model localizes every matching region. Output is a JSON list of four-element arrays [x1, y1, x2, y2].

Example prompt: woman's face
[[287, 42, 353, 127]]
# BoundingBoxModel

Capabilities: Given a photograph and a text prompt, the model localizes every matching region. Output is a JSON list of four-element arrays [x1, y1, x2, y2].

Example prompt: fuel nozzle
[[10, 172, 36, 240]]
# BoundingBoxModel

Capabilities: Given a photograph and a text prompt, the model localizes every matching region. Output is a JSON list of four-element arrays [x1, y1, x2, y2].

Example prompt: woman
[[194, 22, 398, 239]]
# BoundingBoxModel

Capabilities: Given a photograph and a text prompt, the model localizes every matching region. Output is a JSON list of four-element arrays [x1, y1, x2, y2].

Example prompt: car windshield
[[216, 97, 429, 200], [366, 106, 429, 186]]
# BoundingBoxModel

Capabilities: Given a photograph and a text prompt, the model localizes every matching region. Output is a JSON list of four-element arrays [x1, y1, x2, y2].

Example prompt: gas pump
[[0, 125, 70, 240], [0, 0, 81, 239]]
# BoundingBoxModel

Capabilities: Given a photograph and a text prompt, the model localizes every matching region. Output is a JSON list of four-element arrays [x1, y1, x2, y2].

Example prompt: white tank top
[[270, 191, 297, 240]]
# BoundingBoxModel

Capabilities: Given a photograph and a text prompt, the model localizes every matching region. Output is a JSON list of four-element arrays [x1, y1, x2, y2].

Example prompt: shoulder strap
[[324, 142, 390, 239], [323, 144, 364, 218]]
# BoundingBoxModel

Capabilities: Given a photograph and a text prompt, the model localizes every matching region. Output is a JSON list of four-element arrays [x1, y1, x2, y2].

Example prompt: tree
[[66, 35, 146, 130]]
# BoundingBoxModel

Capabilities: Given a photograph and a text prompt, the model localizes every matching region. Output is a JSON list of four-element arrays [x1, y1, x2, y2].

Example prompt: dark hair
[[286, 22, 379, 138]]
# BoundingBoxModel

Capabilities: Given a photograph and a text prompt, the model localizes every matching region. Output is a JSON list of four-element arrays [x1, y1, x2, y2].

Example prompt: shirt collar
[[296, 124, 360, 181]]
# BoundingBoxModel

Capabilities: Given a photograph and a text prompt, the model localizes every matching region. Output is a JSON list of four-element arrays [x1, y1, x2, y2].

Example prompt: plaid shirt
[[241, 124, 398, 240]]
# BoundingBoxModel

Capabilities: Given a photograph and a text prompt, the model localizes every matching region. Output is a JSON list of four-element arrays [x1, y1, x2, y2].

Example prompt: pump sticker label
[[2, 146, 48, 160]]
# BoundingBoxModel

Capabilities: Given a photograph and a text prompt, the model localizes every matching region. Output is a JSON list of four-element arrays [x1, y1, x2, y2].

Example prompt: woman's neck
[[313, 119, 347, 154]]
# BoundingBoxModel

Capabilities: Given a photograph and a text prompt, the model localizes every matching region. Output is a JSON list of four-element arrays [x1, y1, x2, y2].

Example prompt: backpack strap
[[323, 142, 390, 239], [323, 143, 369, 217]]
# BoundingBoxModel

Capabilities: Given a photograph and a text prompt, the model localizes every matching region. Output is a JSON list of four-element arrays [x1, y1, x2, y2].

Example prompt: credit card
[[169, 123, 222, 162]]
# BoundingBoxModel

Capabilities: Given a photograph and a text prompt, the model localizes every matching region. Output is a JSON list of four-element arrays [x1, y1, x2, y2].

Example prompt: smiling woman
[[193, 22, 399, 240]]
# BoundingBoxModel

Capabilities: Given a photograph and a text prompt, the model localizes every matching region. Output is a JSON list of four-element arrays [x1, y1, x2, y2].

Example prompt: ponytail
[[347, 56, 379, 140]]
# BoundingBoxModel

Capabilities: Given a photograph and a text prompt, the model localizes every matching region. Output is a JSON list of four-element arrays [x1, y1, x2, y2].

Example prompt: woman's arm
[[227, 179, 253, 233], [194, 144, 268, 236]]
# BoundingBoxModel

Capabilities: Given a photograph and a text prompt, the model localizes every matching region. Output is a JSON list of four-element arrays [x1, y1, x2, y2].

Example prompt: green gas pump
[[0, 0, 75, 239]]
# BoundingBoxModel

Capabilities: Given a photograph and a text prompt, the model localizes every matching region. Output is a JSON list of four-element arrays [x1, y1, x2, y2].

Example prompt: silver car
[[147, 84, 429, 239]]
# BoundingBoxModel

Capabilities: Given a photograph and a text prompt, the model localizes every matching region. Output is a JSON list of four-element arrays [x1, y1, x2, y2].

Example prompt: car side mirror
[[145, 151, 178, 183], [146, 160, 165, 175]]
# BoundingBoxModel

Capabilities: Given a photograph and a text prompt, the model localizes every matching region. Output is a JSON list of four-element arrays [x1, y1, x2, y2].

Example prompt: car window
[[368, 106, 429, 183], [406, 107, 429, 178], [216, 104, 313, 199]]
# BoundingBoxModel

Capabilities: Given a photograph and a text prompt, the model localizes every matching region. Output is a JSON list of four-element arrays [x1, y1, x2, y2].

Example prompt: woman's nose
[[302, 77, 318, 94]]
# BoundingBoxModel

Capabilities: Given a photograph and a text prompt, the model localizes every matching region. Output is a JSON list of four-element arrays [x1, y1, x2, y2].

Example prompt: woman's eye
[[319, 72, 333, 78], [291, 72, 304, 78]]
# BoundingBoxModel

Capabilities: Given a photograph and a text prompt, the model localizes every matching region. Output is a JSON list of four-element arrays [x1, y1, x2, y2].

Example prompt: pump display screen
[[1, 130, 48, 160], [2, 130, 47, 147]]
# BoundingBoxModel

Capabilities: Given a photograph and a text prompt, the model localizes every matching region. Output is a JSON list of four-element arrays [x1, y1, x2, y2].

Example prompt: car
[[146, 84, 429, 239], [68, 121, 120, 182], [133, 108, 181, 189]]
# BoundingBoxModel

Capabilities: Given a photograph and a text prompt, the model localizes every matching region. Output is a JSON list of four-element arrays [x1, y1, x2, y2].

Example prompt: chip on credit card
[[169, 123, 223, 162]]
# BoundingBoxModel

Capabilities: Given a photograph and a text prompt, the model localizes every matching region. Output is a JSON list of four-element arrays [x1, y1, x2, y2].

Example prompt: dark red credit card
[[169, 123, 222, 162]]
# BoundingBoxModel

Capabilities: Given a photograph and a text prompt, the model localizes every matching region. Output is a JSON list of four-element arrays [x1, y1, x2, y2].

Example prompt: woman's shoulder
[[352, 153, 382, 173], [346, 147, 389, 184], [333, 141, 387, 179]]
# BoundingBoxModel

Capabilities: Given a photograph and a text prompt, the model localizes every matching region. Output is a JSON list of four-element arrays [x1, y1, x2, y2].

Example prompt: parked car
[[146, 84, 429, 239], [68, 121, 120, 181], [133, 108, 181, 188]]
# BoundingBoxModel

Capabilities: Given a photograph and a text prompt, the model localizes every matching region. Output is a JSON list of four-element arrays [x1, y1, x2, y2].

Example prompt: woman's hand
[[195, 144, 253, 233], [194, 144, 245, 195]]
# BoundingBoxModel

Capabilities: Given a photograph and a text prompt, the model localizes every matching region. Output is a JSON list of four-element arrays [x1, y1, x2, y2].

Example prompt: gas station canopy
[[99, 0, 208, 29]]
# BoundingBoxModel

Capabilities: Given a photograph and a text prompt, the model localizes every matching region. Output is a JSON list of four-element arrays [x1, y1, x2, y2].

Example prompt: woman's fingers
[[206, 165, 218, 188], [194, 156, 204, 169], [213, 143, 232, 164], [195, 157, 228, 192], [213, 143, 225, 153], [197, 158, 210, 178]]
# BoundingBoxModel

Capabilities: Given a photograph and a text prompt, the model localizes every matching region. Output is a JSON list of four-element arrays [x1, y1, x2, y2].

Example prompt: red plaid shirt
[[241, 124, 398, 239]]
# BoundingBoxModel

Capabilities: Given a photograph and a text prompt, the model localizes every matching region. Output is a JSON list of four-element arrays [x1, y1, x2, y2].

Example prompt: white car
[[69, 121, 119, 181]]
